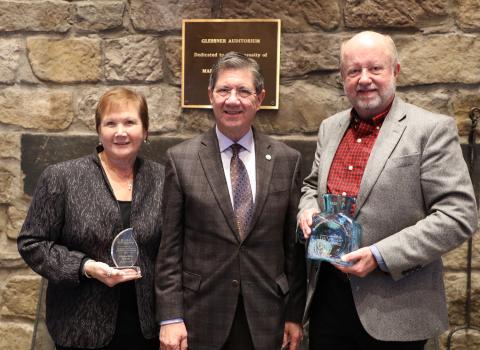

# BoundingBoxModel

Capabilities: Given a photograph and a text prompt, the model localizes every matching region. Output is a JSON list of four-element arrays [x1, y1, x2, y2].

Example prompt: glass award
[[111, 227, 139, 271], [299, 194, 362, 266]]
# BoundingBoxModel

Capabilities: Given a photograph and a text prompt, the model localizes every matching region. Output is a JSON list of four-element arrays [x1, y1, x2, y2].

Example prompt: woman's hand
[[83, 260, 141, 287]]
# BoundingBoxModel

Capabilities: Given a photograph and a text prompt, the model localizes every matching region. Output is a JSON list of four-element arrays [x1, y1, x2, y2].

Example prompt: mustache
[[356, 86, 376, 92]]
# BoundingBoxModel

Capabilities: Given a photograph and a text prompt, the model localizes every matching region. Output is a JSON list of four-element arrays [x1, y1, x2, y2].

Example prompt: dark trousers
[[222, 294, 255, 350], [309, 263, 427, 350]]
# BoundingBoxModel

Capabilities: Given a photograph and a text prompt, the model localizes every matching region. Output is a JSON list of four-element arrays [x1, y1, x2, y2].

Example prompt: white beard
[[351, 80, 396, 114]]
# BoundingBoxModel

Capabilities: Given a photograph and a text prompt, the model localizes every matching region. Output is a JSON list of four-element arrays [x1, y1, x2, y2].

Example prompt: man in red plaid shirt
[[298, 31, 477, 350]]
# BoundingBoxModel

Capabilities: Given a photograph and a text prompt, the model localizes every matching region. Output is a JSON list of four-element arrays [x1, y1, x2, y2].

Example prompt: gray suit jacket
[[155, 128, 307, 350], [299, 97, 477, 341]]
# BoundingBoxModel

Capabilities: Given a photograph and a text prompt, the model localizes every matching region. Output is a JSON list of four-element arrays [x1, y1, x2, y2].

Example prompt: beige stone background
[[0, 0, 479, 349]]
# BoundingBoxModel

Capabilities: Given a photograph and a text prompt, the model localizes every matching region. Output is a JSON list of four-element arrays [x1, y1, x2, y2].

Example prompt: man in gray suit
[[156, 52, 306, 350], [298, 31, 477, 349]]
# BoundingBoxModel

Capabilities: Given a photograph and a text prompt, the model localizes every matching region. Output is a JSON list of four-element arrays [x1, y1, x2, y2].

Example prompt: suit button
[[232, 280, 240, 288]]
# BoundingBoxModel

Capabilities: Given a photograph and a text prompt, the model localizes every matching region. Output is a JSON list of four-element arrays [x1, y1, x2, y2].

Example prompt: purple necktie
[[230, 144, 254, 239]]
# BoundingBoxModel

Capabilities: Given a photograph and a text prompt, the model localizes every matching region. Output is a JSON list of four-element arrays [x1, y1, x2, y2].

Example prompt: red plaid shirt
[[327, 105, 392, 197]]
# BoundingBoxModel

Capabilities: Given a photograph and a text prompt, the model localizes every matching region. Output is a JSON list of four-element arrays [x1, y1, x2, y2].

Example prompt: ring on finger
[[106, 269, 112, 278]]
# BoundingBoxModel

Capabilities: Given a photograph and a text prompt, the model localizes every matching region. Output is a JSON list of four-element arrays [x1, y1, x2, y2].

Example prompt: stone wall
[[0, 1, 479, 349]]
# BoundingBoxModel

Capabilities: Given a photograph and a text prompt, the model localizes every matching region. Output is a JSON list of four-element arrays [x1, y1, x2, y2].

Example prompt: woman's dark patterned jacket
[[17, 152, 164, 348]]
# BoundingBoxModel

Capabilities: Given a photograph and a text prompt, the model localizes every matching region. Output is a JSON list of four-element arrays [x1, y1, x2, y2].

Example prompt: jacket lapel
[[354, 97, 407, 215], [198, 128, 239, 240], [319, 112, 351, 195]]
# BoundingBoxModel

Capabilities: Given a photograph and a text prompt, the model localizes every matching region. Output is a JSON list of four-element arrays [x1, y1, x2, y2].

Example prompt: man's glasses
[[214, 87, 256, 99]]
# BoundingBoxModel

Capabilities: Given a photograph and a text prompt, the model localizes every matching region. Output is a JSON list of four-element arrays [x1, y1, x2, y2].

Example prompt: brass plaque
[[182, 19, 280, 109]]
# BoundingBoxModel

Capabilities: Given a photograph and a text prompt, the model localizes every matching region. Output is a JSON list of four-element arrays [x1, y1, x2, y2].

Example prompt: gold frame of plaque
[[182, 19, 281, 109]]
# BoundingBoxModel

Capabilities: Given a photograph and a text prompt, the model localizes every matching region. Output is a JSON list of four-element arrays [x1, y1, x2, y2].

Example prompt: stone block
[[164, 36, 181, 85], [0, 204, 7, 234], [105, 36, 163, 82], [0, 250, 26, 269], [444, 271, 480, 327], [455, 0, 480, 32], [74, 1, 125, 32], [396, 34, 480, 86], [0, 133, 20, 160], [345, 0, 448, 28], [0, 169, 16, 205], [176, 109, 214, 135], [397, 89, 451, 119], [130, 0, 211, 32], [397, 87, 480, 141], [75, 85, 181, 133], [6, 205, 27, 240], [0, 39, 22, 84], [279, 138, 318, 181], [219, 0, 340, 32], [439, 329, 480, 350], [254, 81, 349, 134], [27, 38, 102, 83], [17, 50, 39, 85], [443, 236, 480, 271], [282, 33, 341, 77], [0, 0, 71, 32], [1, 275, 41, 320], [0, 87, 73, 130], [75, 88, 104, 132], [0, 322, 33, 350]]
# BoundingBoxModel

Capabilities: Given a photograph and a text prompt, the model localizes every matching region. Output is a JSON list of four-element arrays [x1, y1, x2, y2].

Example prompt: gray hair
[[209, 51, 264, 94]]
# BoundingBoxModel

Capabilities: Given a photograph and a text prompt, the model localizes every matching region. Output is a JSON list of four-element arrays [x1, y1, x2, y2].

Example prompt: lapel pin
[[265, 154, 272, 161]]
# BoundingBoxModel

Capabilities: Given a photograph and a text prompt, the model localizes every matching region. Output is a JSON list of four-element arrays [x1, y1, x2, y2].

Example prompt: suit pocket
[[275, 273, 290, 295], [386, 153, 420, 168], [183, 271, 202, 292]]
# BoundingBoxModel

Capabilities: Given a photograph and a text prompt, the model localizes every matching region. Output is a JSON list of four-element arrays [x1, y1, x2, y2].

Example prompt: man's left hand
[[282, 321, 303, 350], [334, 247, 378, 277]]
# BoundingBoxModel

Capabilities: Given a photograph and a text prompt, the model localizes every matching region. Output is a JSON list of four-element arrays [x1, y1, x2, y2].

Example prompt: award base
[[114, 266, 141, 273]]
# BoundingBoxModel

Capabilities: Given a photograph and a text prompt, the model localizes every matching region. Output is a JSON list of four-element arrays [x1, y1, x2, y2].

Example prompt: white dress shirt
[[216, 126, 256, 206]]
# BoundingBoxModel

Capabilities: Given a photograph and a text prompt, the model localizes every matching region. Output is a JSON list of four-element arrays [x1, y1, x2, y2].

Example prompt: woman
[[18, 87, 163, 350]]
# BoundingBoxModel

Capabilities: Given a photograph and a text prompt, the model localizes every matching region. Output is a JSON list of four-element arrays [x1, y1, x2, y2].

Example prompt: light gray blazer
[[299, 97, 477, 341]]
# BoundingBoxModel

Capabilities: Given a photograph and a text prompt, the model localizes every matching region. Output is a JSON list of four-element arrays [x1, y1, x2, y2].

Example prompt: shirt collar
[[215, 126, 254, 153]]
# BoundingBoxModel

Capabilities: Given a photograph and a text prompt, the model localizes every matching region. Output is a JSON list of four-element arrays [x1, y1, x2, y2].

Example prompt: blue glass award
[[302, 194, 362, 266]]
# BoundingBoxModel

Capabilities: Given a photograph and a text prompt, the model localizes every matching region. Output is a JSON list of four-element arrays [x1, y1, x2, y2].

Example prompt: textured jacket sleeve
[[284, 151, 307, 323], [17, 165, 87, 287], [155, 149, 185, 321], [376, 117, 478, 280]]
